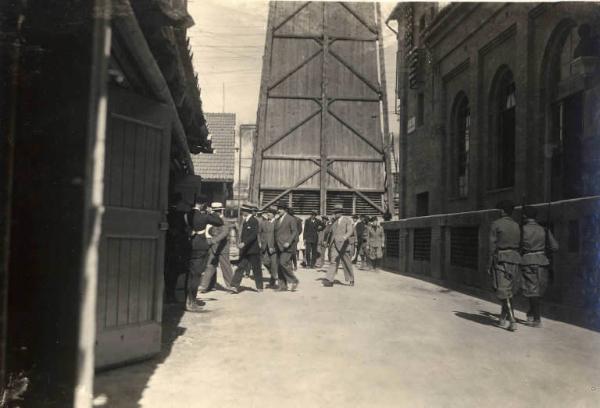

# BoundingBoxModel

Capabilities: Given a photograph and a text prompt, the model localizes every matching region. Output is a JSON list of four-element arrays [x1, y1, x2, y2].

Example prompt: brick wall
[[393, 2, 600, 217]]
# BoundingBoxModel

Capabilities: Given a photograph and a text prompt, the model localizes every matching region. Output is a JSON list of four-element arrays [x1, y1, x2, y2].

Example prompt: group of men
[[166, 195, 387, 312], [488, 200, 559, 331]]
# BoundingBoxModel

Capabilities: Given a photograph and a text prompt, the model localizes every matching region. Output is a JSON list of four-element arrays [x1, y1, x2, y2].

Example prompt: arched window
[[559, 27, 576, 80], [451, 93, 470, 197], [490, 67, 516, 189]]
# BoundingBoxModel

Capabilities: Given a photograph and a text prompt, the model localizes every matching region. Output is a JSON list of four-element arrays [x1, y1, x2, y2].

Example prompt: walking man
[[323, 204, 355, 287], [274, 202, 300, 291], [520, 205, 559, 327], [198, 202, 235, 293], [365, 216, 385, 270], [303, 211, 323, 268], [184, 200, 223, 312], [488, 200, 522, 331], [231, 203, 263, 292], [352, 214, 365, 265], [259, 207, 278, 288]]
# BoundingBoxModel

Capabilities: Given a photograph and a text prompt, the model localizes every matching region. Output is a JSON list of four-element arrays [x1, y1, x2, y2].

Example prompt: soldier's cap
[[496, 200, 515, 215], [523, 205, 538, 219], [210, 202, 224, 211], [310, 210, 317, 215], [276, 201, 289, 210], [332, 203, 344, 213], [268, 206, 277, 214]]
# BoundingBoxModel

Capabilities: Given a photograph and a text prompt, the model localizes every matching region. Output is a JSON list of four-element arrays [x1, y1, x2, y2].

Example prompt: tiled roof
[[191, 113, 236, 181]]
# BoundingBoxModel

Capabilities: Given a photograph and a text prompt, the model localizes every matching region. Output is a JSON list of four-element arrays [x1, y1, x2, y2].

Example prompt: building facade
[[232, 124, 256, 205], [192, 112, 236, 203], [384, 2, 600, 328]]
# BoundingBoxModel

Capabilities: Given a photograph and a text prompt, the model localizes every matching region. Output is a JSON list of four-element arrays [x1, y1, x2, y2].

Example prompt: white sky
[[187, 0, 400, 136]]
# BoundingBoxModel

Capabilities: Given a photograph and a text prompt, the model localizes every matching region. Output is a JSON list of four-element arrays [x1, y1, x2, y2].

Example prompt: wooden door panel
[[95, 87, 171, 369]]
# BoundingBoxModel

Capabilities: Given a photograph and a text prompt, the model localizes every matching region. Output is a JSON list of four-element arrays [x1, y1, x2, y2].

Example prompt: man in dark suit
[[303, 211, 324, 268], [274, 202, 300, 291], [259, 207, 278, 288], [231, 203, 263, 292]]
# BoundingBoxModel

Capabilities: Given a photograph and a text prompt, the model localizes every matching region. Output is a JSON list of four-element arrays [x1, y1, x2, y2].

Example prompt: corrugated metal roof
[[191, 112, 236, 181]]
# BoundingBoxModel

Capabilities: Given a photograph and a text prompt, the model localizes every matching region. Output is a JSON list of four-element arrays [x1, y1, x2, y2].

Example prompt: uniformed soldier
[[184, 200, 223, 312], [520, 205, 559, 327], [488, 200, 521, 331]]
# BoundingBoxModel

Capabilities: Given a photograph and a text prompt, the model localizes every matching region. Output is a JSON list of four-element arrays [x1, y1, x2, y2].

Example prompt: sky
[[187, 0, 400, 136]]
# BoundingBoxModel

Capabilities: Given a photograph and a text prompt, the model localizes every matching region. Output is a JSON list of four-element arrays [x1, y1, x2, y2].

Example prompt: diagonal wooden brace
[[262, 108, 322, 153], [326, 167, 384, 213], [327, 108, 383, 155]]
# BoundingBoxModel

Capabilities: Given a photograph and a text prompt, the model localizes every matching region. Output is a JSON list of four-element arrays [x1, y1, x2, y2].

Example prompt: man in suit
[[184, 200, 224, 312], [303, 211, 323, 268], [274, 202, 299, 291], [231, 203, 263, 292], [198, 202, 235, 293], [352, 214, 366, 266], [323, 204, 355, 287], [259, 206, 278, 288]]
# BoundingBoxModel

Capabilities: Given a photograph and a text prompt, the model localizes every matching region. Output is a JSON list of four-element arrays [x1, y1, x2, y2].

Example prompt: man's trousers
[[305, 241, 318, 267], [326, 244, 354, 283], [199, 250, 233, 291], [232, 253, 263, 290], [262, 249, 278, 284], [187, 254, 209, 299], [277, 250, 299, 288]]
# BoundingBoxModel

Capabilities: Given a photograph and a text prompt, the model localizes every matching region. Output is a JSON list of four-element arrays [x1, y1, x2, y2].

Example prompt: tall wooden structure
[[250, 1, 393, 215]]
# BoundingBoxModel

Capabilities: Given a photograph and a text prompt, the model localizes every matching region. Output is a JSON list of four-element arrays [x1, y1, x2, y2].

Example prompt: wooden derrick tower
[[249, 1, 393, 215]]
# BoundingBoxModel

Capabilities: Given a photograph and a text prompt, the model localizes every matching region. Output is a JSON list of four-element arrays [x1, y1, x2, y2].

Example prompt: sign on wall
[[407, 116, 416, 134]]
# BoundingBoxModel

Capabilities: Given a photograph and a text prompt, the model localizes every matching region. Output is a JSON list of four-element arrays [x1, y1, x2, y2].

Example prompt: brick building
[[192, 112, 236, 203], [383, 2, 600, 328]]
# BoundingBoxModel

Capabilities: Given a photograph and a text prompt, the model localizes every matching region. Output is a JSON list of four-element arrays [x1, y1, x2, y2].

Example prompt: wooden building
[[191, 112, 236, 204], [249, 1, 394, 216], [0, 0, 211, 405]]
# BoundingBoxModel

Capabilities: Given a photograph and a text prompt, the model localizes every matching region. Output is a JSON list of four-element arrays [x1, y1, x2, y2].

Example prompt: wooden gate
[[250, 1, 392, 215], [95, 87, 172, 368]]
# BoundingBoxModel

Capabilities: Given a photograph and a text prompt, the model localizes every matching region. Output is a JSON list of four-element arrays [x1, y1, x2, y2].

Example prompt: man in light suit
[[323, 203, 355, 287], [274, 202, 299, 291]]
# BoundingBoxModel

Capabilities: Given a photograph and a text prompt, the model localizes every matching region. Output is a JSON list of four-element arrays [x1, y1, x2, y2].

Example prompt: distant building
[[231, 124, 256, 206], [192, 113, 236, 203]]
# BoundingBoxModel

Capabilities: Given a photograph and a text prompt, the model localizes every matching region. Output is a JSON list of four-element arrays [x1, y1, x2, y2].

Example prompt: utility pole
[[237, 128, 242, 224]]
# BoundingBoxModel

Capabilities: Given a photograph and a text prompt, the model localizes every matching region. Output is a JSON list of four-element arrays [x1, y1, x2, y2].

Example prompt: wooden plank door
[[95, 87, 172, 369]]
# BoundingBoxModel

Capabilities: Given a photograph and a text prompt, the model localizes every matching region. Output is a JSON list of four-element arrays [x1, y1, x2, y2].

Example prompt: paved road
[[95, 266, 600, 408]]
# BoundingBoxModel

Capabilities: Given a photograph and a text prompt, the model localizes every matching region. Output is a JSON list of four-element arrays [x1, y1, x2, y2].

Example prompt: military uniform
[[185, 209, 223, 311], [520, 218, 559, 325], [489, 215, 521, 329]]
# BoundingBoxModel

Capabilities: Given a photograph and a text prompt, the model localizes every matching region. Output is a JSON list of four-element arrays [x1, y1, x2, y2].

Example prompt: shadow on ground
[[93, 300, 201, 408]]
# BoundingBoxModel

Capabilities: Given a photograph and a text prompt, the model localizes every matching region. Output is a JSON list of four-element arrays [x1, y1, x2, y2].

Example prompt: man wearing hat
[[520, 205, 559, 327], [323, 204, 355, 287], [488, 200, 521, 331], [259, 206, 279, 288], [231, 202, 263, 292], [198, 202, 236, 293], [184, 199, 224, 312], [274, 201, 300, 291], [303, 210, 324, 268]]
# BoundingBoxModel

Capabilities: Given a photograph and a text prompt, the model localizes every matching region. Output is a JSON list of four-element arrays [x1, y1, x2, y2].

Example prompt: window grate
[[413, 228, 431, 261], [385, 229, 400, 258], [450, 226, 479, 269]]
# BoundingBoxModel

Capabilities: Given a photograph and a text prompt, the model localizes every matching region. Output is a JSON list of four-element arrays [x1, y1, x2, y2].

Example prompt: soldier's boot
[[506, 298, 517, 332], [185, 293, 205, 312]]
